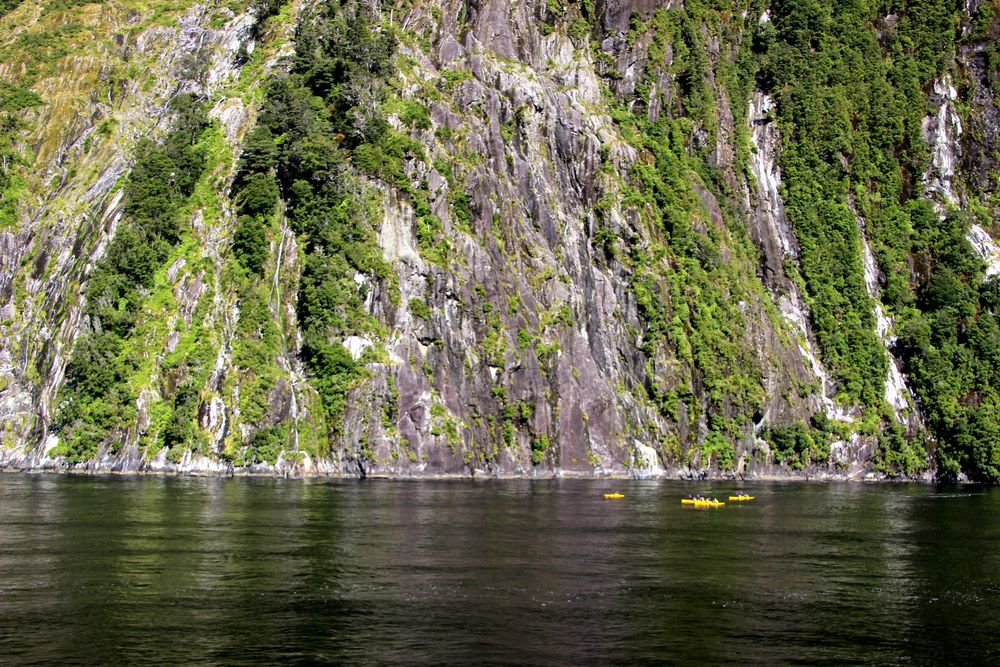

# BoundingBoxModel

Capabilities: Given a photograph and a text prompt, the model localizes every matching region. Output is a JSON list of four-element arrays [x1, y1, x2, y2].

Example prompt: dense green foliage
[[0, 81, 44, 225], [251, 0, 283, 21], [761, 418, 836, 470], [55, 95, 211, 462], [616, 112, 766, 444], [236, 0, 285, 63], [0, 81, 43, 114], [232, 126, 280, 275], [760, 0, 1000, 480], [588, 0, 1000, 480], [233, 0, 396, 428], [897, 211, 1000, 481], [762, 0, 917, 406], [83, 96, 208, 336]]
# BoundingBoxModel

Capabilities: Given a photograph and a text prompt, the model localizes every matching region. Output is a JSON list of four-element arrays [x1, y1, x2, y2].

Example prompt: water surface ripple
[[1, 476, 998, 665]]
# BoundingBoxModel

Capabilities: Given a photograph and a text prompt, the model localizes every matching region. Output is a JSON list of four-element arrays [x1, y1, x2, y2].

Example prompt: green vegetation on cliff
[[55, 95, 212, 462], [8, 0, 1000, 481], [761, 0, 1000, 480], [898, 211, 1000, 481], [0, 81, 44, 227], [761, 0, 931, 408], [593, 3, 772, 465], [233, 0, 396, 431]]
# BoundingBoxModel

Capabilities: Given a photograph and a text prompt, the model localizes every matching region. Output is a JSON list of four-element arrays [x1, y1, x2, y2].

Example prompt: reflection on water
[[1, 476, 999, 664]]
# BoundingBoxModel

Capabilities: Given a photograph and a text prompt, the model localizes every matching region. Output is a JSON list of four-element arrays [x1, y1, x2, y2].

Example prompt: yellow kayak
[[728, 495, 755, 502], [685, 499, 725, 508], [604, 493, 625, 500]]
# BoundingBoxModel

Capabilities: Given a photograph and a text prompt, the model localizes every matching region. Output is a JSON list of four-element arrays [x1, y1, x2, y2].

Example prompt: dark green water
[[1, 476, 998, 665]]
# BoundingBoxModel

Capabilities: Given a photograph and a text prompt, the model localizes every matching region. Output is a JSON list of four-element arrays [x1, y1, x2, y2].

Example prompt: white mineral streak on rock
[[207, 396, 227, 446], [830, 436, 852, 468], [960, 0, 980, 36], [301, 453, 339, 476], [177, 450, 232, 475], [921, 77, 1000, 280], [379, 191, 422, 265], [749, 94, 797, 260], [377, 187, 428, 370], [42, 434, 59, 457], [84, 164, 129, 205], [147, 446, 170, 472], [174, 271, 207, 326], [922, 76, 962, 206], [0, 231, 18, 317], [632, 440, 664, 477], [830, 433, 878, 478], [136, 388, 157, 432], [0, 349, 15, 386], [968, 224, 1000, 277], [861, 231, 911, 419], [206, 10, 256, 92], [749, 93, 851, 422], [343, 336, 374, 361], [166, 258, 187, 283], [210, 97, 248, 146], [89, 189, 126, 267], [165, 330, 181, 354], [855, 204, 914, 423], [861, 232, 880, 296], [885, 361, 910, 418]]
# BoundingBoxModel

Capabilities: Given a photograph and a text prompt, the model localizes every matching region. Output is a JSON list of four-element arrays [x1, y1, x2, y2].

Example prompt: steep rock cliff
[[0, 0, 998, 481]]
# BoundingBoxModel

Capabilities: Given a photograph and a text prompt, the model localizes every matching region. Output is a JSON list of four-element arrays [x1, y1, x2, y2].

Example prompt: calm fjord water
[[1, 476, 998, 665]]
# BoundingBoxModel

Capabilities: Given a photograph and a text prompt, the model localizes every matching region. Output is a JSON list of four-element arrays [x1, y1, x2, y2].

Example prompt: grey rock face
[[3, 0, 998, 480], [602, 0, 677, 33], [0, 0, 837, 478], [0, 3, 293, 467], [329, 0, 835, 478], [960, 42, 1000, 215]]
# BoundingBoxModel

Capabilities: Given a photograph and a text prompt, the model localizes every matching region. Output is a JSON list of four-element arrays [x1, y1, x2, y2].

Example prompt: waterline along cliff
[[0, 0, 998, 481]]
